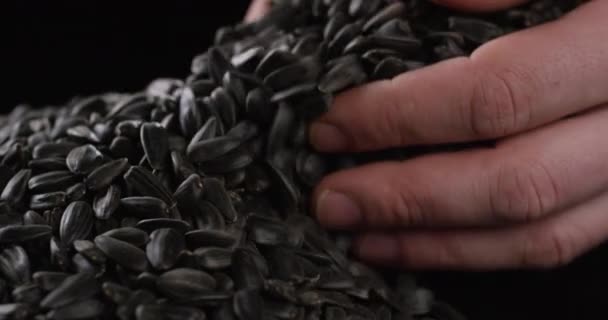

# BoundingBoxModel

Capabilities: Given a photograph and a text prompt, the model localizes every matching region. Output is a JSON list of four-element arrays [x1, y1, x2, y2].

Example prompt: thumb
[[432, 0, 529, 12]]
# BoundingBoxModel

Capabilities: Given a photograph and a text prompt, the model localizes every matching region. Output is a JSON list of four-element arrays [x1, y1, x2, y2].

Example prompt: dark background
[[2, 1, 607, 319]]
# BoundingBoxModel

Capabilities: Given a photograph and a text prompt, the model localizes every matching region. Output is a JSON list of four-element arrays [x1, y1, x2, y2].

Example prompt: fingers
[[314, 105, 608, 229], [355, 188, 608, 270], [431, 0, 528, 12], [245, 0, 271, 22], [310, 1, 608, 152]]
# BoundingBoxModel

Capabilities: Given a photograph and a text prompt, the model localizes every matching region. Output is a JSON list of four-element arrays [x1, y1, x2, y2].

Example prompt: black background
[[2, 1, 607, 319]]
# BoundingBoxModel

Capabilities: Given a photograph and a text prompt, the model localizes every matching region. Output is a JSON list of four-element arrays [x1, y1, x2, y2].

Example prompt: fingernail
[[356, 234, 401, 264], [310, 122, 349, 151], [315, 190, 362, 229]]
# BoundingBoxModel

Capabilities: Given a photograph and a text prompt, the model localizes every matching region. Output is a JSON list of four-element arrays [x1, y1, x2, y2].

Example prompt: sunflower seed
[[40, 272, 98, 309], [135, 304, 206, 320], [65, 182, 86, 202], [234, 289, 263, 320], [0, 246, 31, 285], [93, 184, 121, 220], [28, 157, 68, 172], [66, 144, 104, 175], [136, 218, 191, 234], [185, 230, 236, 249], [28, 171, 77, 193], [0, 225, 52, 244], [120, 196, 168, 219], [86, 158, 130, 191], [102, 227, 150, 247], [32, 142, 79, 159], [123, 166, 175, 205], [94, 235, 148, 272], [194, 247, 233, 270], [59, 201, 95, 245], [102, 281, 132, 304], [146, 228, 185, 270], [141, 122, 169, 170], [156, 268, 216, 300], [23, 210, 46, 225], [47, 298, 104, 320], [33, 272, 70, 291], [0, 169, 31, 205], [203, 177, 238, 223], [187, 136, 243, 163]]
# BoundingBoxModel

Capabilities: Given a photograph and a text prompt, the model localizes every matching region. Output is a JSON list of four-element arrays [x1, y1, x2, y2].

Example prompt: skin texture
[[245, 0, 608, 270]]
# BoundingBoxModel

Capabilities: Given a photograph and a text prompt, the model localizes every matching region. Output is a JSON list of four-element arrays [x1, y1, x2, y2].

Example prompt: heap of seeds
[[0, 0, 582, 319]]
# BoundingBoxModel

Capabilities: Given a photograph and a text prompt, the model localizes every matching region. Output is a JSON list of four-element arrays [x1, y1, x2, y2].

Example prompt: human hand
[[245, 0, 271, 22], [311, 0, 608, 271]]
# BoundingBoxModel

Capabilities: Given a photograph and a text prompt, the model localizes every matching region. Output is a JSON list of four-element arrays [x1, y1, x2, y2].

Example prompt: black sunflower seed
[[198, 147, 254, 174], [191, 200, 226, 230], [59, 201, 95, 246], [123, 166, 175, 205], [66, 144, 105, 175], [156, 268, 216, 300], [245, 87, 275, 125], [28, 171, 77, 193], [146, 228, 185, 270], [33, 272, 70, 291], [86, 158, 130, 191], [102, 281, 132, 304], [135, 218, 191, 234], [448, 17, 503, 44], [185, 230, 236, 249], [362, 2, 406, 32], [0, 303, 29, 319], [0, 169, 31, 205], [173, 174, 203, 211], [0, 225, 52, 244], [187, 117, 219, 153], [187, 136, 243, 163], [93, 184, 121, 220], [32, 142, 79, 159], [94, 235, 148, 272], [140, 122, 169, 170], [135, 304, 206, 320], [102, 227, 150, 247], [194, 247, 233, 270], [40, 272, 98, 309], [66, 125, 101, 143], [318, 59, 367, 94], [233, 289, 263, 320], [247, 216, 289, 246], [65, 182, 87, 202], [23, 210, 46, 225], [120, 196, 168, 219], [203, 177, 238, 223], [208, 47, 235, 85], [30, 192, 67, 210], [47, 298, 104, 320], [255, 49, 298, 79], [28, 157, 68, 172], [0, 246, 31, 285], [178, 87, 203, 138], [231, 248, 264, 290], [13, 283, 41, 305]]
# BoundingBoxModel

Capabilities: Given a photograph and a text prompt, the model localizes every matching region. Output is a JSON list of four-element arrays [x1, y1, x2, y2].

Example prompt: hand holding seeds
[[311, 0, 608, 270]]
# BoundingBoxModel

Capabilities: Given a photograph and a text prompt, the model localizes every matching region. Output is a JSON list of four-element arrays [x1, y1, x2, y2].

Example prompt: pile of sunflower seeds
[[0, 0, 582, 319]]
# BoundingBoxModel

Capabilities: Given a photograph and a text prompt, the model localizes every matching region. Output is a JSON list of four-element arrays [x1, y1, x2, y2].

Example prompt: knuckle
[[380, 78, 418, 147], [521, 227, 578, 269], [490, 160, 560, 222], [469, 66, 534, 138], [388, 182, 427, 227]]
